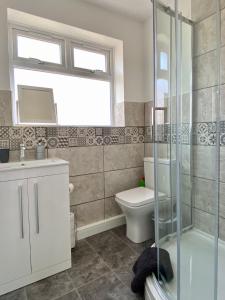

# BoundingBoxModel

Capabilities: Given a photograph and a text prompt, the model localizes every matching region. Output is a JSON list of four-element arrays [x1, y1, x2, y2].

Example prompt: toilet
[[115, 157, 172, 243]]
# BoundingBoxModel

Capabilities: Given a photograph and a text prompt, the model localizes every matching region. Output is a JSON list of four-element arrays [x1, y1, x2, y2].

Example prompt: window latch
[[29, 57, 45, 65], [90, 69, 104, 74]]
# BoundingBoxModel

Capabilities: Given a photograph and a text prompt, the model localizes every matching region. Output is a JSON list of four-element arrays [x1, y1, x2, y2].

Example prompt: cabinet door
[[28, 174, 71, 272], [0, 180, 31, 285]]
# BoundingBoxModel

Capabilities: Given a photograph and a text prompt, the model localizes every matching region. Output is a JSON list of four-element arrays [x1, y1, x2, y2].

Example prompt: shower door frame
[[152, 0, 222, 299]]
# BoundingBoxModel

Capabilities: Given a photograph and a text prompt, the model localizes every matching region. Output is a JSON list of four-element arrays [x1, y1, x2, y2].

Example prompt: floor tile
[[86, 230, 128, 256], [71, 240, 96, 266], [101, 245, 137, 271], [0, 288, 27, 300], [55, 290, 81, 300], [112, 225, 154, 254], [78, 272, 141, 300], [26, 272, 74, 300], [68, 254, 110, 288], [116, 267, 134, 289]]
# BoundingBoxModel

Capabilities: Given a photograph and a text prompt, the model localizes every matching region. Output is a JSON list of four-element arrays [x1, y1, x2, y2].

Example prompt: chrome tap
[[20, 143, 26, 161]]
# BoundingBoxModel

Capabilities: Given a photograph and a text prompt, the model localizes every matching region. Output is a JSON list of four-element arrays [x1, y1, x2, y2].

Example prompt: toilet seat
[[115, 187, 165, 208]]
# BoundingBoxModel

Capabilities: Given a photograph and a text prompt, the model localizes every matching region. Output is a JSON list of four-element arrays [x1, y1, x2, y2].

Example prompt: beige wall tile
[[197, 215, 225, 241], [191, 0, 216, 22], [194, 14, 216, 56], [146, 144, 168, 160], [191, 177, 225, 219], [124, 102, 144, 126], [144, 143, 153, 157], [220, 46, 225, 84], [157, 144, 169, 159], [220, 147, 225, 182], [221, 9, 225, 46], [70, 173, 104, 205], [220, 84, 225, 120], [181, 174, 192, 206], [104, 143, 144, 171], [182, 204, 192, 228], [105, 167, 144, 197], [219, 216, 225, 240], [182, 93, 192, 123], [193, 87, 216, 122], [144, 101, 153, 126], [0, 90, 12, 126], [9, 149, 47, 162], [193, 177, 216, 214], [193, 208, 214, 235], [74, 199, 104, 227], [220, 182, 225, 218], [193, 50, 217, 90], [193, 145, 216, 179], [48, 146, 103, 176], [105, 197, 122, 218]]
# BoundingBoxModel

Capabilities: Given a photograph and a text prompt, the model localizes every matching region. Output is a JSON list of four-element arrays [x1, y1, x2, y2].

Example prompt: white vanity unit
[[0, 159, 71, 296]]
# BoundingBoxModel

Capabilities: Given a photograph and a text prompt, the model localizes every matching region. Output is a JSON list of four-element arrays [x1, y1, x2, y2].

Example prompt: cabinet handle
[[18, 185, 24, 239], [34, 183, 40, 234]]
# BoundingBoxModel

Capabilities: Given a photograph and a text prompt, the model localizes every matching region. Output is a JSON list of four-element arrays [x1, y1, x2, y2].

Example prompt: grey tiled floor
[[0, 225, 153, 300]]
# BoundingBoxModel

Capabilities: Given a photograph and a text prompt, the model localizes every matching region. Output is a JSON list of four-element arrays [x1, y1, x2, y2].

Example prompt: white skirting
[[76, 214, 126, 240]]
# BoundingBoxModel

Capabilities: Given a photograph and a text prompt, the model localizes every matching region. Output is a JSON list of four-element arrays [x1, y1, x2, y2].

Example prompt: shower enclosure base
[[145, 228, 225, 300]]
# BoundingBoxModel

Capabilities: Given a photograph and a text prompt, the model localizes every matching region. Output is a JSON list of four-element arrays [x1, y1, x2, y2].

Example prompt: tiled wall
[[189, 0, 225, 239], [0, 90, 12, 126]]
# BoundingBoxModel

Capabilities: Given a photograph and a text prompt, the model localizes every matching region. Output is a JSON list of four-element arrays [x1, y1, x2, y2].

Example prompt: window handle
[[29, 57, 45, 64], [90, 69, 104, 74]]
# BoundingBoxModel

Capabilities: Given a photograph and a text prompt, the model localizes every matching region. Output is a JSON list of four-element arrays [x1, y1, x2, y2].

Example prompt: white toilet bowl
[[115, 187, 166, 243]]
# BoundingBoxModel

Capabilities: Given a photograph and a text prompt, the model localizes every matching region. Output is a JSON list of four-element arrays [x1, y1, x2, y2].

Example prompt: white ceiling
[[83, 0, 152, 21]]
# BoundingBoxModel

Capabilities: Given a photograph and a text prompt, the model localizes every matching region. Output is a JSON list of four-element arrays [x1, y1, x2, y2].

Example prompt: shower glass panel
[[152, 0, 221, 299]]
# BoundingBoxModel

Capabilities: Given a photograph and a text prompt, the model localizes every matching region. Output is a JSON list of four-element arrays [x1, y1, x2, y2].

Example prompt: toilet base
[[126, 215, 154, 243]]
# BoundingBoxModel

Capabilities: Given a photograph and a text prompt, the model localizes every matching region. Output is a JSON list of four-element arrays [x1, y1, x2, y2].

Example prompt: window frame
[[10, 25, 114, 126], [71, 41, 111, 77], [12, 28, 66, 71]]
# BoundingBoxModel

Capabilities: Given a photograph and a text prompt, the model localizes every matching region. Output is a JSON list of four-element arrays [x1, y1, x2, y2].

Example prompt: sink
[[0, 159, 68, 171]]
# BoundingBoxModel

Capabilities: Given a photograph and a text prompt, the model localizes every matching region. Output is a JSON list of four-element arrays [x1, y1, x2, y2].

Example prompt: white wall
[[0, 0, 146, 102], [143, 15, 154, 102]]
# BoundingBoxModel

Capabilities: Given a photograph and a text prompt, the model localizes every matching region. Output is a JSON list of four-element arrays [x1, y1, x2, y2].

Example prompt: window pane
[[14, 68, 111, 126], [17, 35, 61, 64], [73, 48, 106, 72]]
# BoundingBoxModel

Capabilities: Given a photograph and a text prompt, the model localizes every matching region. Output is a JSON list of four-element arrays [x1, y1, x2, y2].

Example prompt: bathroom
[[0, 0, 224, 299]]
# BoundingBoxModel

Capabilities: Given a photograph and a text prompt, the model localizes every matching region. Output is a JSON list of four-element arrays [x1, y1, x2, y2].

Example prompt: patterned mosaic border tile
[[0, 126, 145, 150], [145, 122, 225, 146], [2, 122, 225, 150]]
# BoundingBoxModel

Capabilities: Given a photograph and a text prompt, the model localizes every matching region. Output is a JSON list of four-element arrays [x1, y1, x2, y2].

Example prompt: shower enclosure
[[150, 0, 223, 299]]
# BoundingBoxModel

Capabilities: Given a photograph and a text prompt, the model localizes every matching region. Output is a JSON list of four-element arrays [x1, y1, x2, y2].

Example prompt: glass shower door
[[152, 0, 221, 299]]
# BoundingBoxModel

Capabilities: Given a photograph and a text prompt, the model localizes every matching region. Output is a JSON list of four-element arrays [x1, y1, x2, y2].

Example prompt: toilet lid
[[115, 187, 166, 207]]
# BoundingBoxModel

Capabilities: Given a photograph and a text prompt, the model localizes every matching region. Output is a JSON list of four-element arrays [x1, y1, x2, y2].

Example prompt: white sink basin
[[0, 159, 68, 171]]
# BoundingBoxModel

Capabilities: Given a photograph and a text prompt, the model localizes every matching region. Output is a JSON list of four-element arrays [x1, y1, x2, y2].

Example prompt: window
[[17, 35, 62, 64], [11, 27, 113, 126], [73, 46, 107, 72]]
